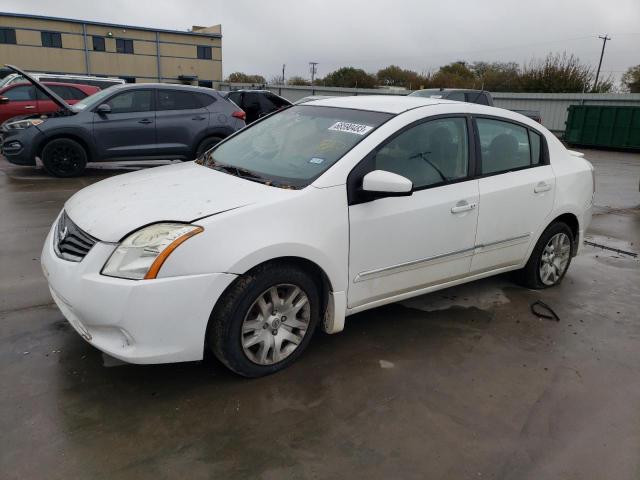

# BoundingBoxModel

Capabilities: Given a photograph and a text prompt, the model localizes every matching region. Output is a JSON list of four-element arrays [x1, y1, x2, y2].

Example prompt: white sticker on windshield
[[328, 121, 373, 136], [309, 157, 325, 164]]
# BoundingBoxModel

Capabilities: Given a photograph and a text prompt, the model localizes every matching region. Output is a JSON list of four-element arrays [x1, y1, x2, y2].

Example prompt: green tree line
[[227, 53, 640, 93]]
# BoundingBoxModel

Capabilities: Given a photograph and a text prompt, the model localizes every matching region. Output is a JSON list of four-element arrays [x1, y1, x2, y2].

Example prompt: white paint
[[41, 97, 594, 366]]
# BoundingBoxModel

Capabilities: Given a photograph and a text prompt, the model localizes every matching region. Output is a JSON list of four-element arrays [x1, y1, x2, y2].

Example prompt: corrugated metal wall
[[220, 83, 640, 135]]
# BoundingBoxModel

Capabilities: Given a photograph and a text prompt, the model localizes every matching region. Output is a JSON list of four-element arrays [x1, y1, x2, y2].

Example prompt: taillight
[[232, 110, 246, 121]]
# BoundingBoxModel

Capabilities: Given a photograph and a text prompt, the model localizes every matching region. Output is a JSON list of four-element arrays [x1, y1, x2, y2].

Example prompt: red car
[[0, 81, 100, 124]]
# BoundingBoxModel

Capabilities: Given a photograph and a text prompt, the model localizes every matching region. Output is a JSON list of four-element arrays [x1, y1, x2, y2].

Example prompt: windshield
[[200, 105, 392, 188], [0, 74, 19, 88], [70, 87, 117, 111]]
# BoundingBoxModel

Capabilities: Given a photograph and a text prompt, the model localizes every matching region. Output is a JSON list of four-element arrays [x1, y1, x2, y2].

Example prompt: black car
[[1, 66, 246, 177], [223, 90, 291, 124]]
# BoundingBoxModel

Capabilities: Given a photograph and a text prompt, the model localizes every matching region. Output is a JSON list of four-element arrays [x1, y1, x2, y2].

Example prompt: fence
[[219, 83, 640, 135]]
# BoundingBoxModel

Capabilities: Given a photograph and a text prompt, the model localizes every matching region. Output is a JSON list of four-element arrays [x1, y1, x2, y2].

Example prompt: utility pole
[[594, 34, 611, 92], [309, 62, 318, 85], [282, 64, 286, 85]]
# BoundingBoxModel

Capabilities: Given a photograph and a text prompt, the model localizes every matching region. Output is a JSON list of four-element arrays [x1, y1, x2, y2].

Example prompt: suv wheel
[[208, 263, 320, 377], [41, 138, 88, 177]]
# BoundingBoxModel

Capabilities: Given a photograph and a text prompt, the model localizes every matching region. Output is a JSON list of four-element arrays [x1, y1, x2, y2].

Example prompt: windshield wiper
[[206, 157, 272, 185]]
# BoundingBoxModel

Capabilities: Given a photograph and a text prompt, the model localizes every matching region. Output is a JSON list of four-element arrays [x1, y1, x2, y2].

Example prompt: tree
[[226, 72, 266, 84], [519, 52, 612, 93], [321, 67, 377, 88], [431, 61, 476, 88], [287, 76, 311, 86], [470, 61, 520, 92], [621, 65, 640, 93], [376, 65, 423, 89]]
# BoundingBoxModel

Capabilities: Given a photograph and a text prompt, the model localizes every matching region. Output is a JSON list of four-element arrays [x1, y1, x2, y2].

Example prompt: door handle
[[138, 119, 153, 124], [24, 105, 35, 110], [192, 116, 206, 121], [451, 201, 477, 214], [534, 181, 552, 193]]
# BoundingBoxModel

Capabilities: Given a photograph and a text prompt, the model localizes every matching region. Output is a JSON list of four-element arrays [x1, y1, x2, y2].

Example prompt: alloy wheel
[[539, 232, 571, 286]]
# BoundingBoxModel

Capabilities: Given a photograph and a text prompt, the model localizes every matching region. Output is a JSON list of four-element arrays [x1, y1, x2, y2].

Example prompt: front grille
[[54, 211, 97, 262]]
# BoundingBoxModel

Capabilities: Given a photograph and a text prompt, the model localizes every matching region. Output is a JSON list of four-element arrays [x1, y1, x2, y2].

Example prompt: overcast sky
[[1, 0, 639, 82]]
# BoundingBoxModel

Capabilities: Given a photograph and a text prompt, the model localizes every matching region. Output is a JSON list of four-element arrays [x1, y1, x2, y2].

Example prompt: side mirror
[[96, 104, 111, 114], [361, 170, 413, 197], [0, 97, 9, 105]]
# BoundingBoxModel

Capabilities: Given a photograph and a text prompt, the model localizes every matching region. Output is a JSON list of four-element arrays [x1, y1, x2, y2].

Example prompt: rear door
[[155, 89, 209, 158], [92, 88, 156, 160], [0, 85, 37, 122], [470, 116, 555, 273]]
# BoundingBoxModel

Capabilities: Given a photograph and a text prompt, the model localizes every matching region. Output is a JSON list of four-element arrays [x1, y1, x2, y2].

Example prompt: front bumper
[[1, 126, 43, 165], [41, 222, 237, 364]]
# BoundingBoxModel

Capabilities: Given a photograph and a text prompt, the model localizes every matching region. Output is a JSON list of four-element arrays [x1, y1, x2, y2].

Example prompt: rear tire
[[208, 263, 320, 377], [41, 138, 87, 177], [195, 136, 223, 160], [515, 222, 574, 289]]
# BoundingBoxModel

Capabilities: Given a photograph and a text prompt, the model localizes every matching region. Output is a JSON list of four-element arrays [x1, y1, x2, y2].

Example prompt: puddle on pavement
[[400, 279, 511, 313]]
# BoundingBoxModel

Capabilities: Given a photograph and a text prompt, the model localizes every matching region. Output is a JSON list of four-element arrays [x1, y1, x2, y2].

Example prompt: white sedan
[[41, 96, 594, 377]]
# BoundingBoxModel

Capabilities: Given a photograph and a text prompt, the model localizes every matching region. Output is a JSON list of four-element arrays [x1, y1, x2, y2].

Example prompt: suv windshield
[[200, 105, 392, 188], [70, 87, 116, 111]]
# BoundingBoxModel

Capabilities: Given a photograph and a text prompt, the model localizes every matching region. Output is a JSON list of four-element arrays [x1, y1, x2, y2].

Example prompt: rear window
[[202, 105, 392, 188]]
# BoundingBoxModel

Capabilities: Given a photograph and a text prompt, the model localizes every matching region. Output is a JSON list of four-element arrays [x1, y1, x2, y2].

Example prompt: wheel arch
[[191, 126, 235, 158], [526, 210, 581, 264], [37, 132, 94, 160], [203, 255, 336, 358]]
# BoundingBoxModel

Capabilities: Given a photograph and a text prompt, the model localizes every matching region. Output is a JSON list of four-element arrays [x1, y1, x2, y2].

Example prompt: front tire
[[41, 138, 88, 177], [516, 222, 574, 289], [208, 263, 320, 377]]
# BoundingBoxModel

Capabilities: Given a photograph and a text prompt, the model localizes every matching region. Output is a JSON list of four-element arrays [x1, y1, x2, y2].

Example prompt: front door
[[348, 116, 479, 309], [471, 117, 555, 273], [92, 89, 156, 160]]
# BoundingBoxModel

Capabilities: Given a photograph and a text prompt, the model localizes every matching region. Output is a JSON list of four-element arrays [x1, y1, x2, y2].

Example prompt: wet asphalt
[[1, 151, 639, 480]]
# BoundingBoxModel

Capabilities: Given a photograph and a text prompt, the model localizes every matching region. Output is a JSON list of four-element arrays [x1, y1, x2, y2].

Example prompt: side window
[[530, 130, 542, 165], [106, 90, 153, 114], [466, 92, 489, 105], [447, 91, 466, 102], [374, 117, 469, 189], [157, 90, 200, 110], [266, 93, 289, 108], [194, 92, 216, 107], [477, 118, 531, 174], [227, 92, 241, 106], [3, 86, 35, 101]]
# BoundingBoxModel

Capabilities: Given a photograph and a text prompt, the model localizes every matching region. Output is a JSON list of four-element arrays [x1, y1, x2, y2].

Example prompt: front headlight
[[4, 118, 46, 130], [102, 223, 203, 280]]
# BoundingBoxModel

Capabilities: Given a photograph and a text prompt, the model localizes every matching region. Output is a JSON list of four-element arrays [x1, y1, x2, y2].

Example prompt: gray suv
[[1, 66, 246, 177]]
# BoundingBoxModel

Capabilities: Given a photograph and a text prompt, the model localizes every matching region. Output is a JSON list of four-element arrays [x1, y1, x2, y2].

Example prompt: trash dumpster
[[565, 105, 640, 151]]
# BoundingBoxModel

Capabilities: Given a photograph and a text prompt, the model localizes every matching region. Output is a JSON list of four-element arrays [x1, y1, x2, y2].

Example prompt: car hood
[[64, 162, 289, 242], [5, 64, 73, 114]]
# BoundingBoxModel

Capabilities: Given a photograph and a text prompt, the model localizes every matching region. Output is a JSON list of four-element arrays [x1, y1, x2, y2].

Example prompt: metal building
[[0, 12, 222, 86]]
